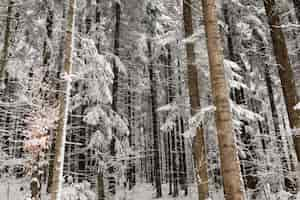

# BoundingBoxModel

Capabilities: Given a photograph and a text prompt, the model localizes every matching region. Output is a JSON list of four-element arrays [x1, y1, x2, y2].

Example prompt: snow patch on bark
[[294, 102, 300, 110]]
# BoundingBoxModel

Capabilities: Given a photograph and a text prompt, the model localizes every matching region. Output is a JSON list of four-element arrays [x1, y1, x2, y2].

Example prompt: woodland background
[[0, 0, 300, 200]]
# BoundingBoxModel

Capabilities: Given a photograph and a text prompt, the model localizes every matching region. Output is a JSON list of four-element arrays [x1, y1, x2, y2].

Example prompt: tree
[[182, 0, 209, 199], [293, 0, 300, 23], [47, 1, 66, 193], [144, 2, 163, 197], [108, 1, 121, 196], [0, 0, 13, 85], [263, 0, 300, 172], [50, 0, 76, 199], [200, 0, 245, 199]]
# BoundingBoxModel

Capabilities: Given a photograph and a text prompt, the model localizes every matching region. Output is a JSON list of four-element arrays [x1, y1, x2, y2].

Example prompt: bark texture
[[0, 0, 13, 83], [264, 0, 300, 163], [50, 0, 76, 199], [293, 0, 300, 23], [147, 39, 162, 198], [201, 0, 244, 199], [182, 1, 209, 199], [108, 2, 121, 195]]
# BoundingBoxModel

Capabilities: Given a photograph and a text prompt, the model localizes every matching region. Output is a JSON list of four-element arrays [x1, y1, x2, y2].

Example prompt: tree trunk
[[264, 0, 300, 168], [97, 170, 105, 200], [47, 1, 67, 193], [264, 63, 296, 191], [94, 2, 106, 198], [108, 1, 121, 195], [147, 39, 162, 198], [182, 1, 209, 199], [0, 0, 13, 85], [200, 0, 244, 200], [50, 0, 76, 199], [127, 72, 136, 190], [293, 0, 300, 23]]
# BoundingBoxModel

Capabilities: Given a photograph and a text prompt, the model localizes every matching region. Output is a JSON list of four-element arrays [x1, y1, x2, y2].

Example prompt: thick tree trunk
[[50, 0, 76, 199], [201, 0, 244, 200], [0, 0, 13, 84], [264, 0, 300, 167], [182, 1, 209, 199], [147, 39, 162, 198]]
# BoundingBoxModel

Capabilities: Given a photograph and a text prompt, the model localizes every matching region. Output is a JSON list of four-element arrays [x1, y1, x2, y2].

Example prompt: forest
[[0, 0, 300, 200]]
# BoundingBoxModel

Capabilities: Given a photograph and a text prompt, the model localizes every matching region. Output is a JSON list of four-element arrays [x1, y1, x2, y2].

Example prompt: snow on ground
[[1, 179, 299, 200], [120, 184, 199, 200], [0, 177, 31, 200]]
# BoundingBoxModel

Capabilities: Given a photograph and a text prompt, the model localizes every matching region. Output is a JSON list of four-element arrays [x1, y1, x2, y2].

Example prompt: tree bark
[[147, 39, 162, 198], [127, 72, 136, 190], [47, 4, 66, 192], [200, 0, 244, 199], [264, 0, 300, 166], [182, 1, 209, 199], [108, 1, 121, 195], [50, 0, 76, 199], [293, 0, 300, 23], [97, 170, 105, 200], [0, 0, 13, 85], [94, 2, 106, 198]]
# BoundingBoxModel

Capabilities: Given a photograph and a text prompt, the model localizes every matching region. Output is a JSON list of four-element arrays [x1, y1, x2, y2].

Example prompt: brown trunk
[[201, 0, 244, 200], [50, 0, 76, 199], [182, 1, 209, 199], [264, 0, 300, 163]]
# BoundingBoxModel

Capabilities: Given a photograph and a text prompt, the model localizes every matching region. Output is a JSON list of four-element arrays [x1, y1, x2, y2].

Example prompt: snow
[[183, 106, 216, 138], [294, 102, 300, 110], [182, 30, 202, 44], [0, 178, 32, 200], [123, 184, 199, 200], [231, 101, 264, 121]]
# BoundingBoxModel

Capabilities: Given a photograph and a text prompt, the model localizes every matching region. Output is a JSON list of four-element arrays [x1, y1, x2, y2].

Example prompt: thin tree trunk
[[182, 1, 209, 199], [108, 1, 121, 195], [0, 0, 13, 85], [97, 170, 105, 200], [147, 39, 162, 198], [166, 45, 179, 197], [264, 0, 300, 171], [179, 118, 188, 196], [47, 2, 67, 193], [127, 72, 136, 190], [293, 0, 300, 23], [94, 1, 106, 198], [50, 0, 76, 199], [200, 0, 244, 200], [41, 7, 53, 188], [264, 63, 295, 190]]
